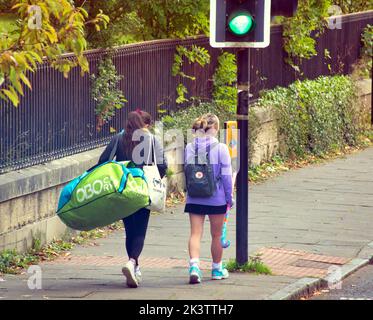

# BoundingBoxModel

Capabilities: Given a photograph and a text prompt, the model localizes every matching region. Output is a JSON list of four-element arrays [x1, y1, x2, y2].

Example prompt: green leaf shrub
[[225, 255, 272, 275], [162, 101, 234, 137], [360, 24, 373, 77], [172, 45, 210, 104], [256, 75, 363, 157], [212, 52, 238, 113], [161, 100, 259, 165], [90, 56, 127, 130]]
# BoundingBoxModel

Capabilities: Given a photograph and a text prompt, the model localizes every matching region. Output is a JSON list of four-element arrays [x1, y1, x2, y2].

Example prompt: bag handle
[[109, 130, 124, 161], [146, 134, 157, 166]]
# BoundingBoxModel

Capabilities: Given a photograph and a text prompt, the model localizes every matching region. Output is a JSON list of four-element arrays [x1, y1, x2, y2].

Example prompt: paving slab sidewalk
[[1, 147, 373, 300]]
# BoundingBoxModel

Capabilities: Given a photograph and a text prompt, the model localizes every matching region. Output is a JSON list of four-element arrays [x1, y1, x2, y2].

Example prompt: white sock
[[189, 258, 200, 267], [212, 261, 222, 270]]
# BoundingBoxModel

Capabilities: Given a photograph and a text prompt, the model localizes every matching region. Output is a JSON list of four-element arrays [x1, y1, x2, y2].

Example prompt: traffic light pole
[[236, 48, 250, 265]]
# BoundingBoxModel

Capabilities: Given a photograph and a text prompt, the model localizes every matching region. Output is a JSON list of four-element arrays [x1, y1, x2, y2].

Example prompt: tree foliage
[[281, 0, 332, 70], [131, 0, 209, 40], [281, 0, 372, 69], [82, 0, 371, 69], [332, 0, 373, 13], [0, 0, 109, 106], [2, 0, 372, 107], [74, 0, 209, 48]]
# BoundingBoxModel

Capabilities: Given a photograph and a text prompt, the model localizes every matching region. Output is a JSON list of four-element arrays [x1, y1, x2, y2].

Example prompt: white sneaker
[[135, 266, 142, 284], [122, 260, 139, 288]]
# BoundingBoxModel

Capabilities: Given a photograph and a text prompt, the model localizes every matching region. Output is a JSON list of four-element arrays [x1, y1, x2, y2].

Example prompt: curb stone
[[267, 257, 371, 300], [357, 241, 373, 263], [266, 277, 323, 300]]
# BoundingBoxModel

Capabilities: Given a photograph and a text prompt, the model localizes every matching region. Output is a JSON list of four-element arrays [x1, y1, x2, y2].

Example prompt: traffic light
[[210, 0, 298, 48], [210, 0, 271, 48]]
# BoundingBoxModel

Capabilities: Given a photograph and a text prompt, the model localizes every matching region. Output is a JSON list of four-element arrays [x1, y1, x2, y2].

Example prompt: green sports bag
[[56, 160, 150, 231]]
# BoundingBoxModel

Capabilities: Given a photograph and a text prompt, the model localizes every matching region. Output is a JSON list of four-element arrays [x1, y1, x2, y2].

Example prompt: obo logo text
[[76, 177, 114, 203]]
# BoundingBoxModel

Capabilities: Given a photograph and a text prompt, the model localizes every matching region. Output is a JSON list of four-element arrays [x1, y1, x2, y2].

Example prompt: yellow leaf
[[79, 7, 88, 18], [45, 31, 58, 43], [14, 53, 32, 71], [12, 79, 24, 96], [1, 88, 19, 106], [68, 12, 77, 24], [24, 53, 37, 69], [19, 73, 32, 90], [11, 3, 25, 10], [78, 56, 89, 74]]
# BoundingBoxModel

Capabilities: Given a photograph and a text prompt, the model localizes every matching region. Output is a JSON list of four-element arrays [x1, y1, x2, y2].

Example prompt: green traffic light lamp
[[227, 10, 255, 36]]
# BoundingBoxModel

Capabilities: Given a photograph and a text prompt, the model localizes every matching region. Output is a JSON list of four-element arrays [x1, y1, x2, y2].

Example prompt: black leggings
[[122, 207, 150, 265]]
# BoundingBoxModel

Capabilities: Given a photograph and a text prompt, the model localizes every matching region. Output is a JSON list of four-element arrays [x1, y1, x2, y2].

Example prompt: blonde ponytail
[[192, 116, 207, 131], [192, 113, 220, 134]]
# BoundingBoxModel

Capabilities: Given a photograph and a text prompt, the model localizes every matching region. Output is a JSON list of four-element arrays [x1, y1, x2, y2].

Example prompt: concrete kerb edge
[[267, 252, 372, 300], [266, 277, 324, 300], [357, 241, 373, 263]]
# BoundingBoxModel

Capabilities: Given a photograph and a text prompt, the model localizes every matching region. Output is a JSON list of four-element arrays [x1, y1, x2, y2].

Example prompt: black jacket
[[98, 131, 168, 179]]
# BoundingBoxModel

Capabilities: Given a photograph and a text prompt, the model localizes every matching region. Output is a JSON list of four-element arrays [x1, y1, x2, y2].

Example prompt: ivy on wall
[[172, 45, 210, 104], [90, 56, 127, 131]]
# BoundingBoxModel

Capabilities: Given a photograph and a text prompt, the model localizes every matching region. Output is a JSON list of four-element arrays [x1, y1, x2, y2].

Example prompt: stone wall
[[0, 149, 103, 252], [0, 80, 371, 253]]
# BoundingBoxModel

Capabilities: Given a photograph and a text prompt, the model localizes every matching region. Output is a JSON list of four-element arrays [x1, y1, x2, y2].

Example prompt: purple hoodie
[[185, 136, 233, 207]]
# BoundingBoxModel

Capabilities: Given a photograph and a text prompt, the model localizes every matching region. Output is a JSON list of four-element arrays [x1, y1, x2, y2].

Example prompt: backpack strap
[[195, 143, 199, 165], [214, 142, 222, 183], [207, 141, 222, 185], [195, 140, 211, 165]]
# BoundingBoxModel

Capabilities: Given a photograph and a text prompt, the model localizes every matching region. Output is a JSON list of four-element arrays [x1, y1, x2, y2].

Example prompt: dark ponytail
[[135, 108, 152, 126], [124, 111, 146, 157]]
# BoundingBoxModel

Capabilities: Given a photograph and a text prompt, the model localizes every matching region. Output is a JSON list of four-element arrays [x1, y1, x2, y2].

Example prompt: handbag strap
[[146, 134, 157, 166], [109, 130, 124, 161]]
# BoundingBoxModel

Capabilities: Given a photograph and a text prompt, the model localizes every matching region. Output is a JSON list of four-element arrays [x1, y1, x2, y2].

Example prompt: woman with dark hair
[[98, 110, 167, 288], [138, 108, 152, 127]]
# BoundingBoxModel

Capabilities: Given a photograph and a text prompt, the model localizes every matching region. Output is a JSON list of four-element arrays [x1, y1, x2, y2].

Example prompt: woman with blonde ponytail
[[184, 113, 233, 284]]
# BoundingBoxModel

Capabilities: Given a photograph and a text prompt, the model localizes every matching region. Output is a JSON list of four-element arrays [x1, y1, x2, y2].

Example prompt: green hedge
[[161, 75, 365, 161], [162, 102, 234, 135], [160, 101, 259, 165], [256, 75, 363, 157]]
